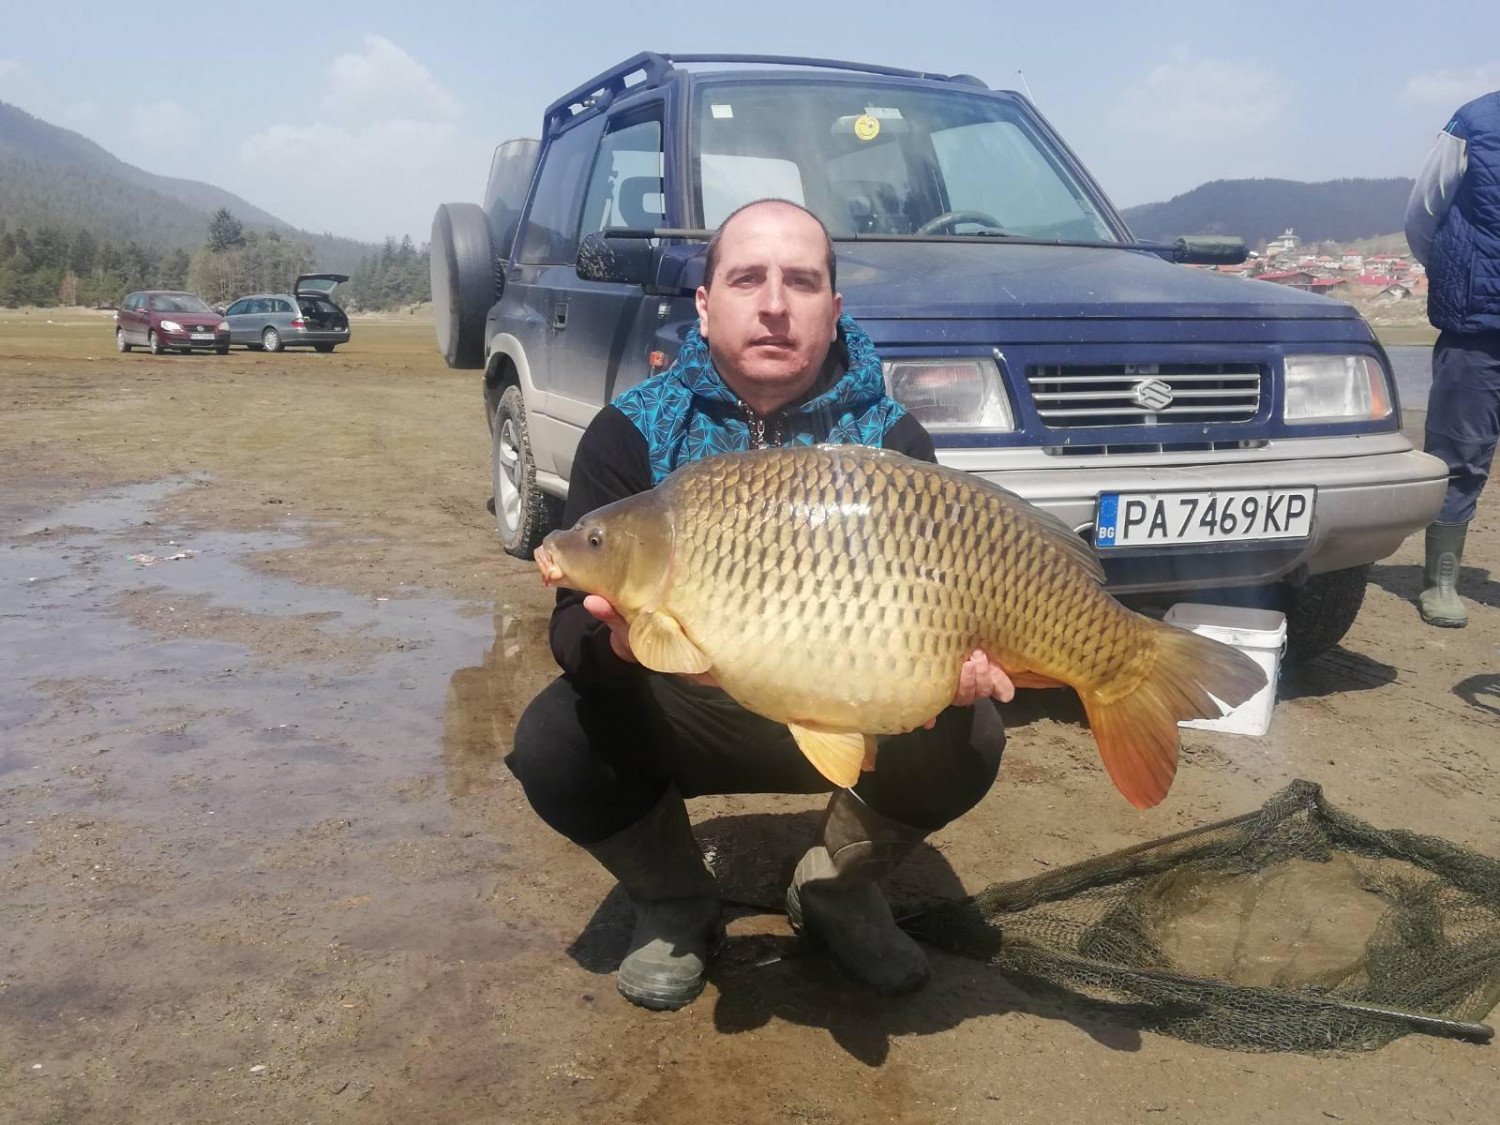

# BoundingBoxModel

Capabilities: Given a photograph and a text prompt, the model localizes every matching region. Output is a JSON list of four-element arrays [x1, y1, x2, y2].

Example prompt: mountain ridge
[[1119, 177, 1415, 251], [0, 100, 373, 271]]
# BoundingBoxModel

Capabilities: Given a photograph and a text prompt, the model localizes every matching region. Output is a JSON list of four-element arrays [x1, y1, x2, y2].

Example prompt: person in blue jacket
[[1405, 89, 1500, 627], [506, 199, 1014, 1010]]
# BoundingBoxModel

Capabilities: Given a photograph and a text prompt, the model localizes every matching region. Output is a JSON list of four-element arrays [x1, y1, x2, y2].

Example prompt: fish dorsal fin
[[628, 609, 711, 675], [787, 724, 872, 788]]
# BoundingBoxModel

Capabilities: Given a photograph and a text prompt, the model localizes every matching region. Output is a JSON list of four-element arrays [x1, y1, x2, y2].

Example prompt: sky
[[2, 0, 1498, 245]]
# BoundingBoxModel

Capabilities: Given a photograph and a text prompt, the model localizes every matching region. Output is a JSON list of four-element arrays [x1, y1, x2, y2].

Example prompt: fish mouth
[[534, 544, 564, 587]]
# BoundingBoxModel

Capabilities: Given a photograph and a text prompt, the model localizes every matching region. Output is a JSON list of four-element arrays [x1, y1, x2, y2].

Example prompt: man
[[1405, 89, 1500, 628], [506, 199, 1014, 1010]]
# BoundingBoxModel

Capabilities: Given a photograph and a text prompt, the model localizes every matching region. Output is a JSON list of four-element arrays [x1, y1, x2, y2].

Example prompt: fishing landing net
[[905, 779, 1500, 1052]]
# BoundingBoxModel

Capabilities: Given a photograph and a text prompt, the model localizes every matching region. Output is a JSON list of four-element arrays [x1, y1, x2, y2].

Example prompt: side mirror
[[576, 230, 656, 286], [1170, 236, 1248, 266]]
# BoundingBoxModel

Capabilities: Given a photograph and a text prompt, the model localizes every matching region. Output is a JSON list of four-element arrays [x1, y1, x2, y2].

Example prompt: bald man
[[507, 199, 1011, 1010]]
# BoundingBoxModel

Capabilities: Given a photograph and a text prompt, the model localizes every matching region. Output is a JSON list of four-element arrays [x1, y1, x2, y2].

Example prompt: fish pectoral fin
[[627, 610, 711, 675], [1010, 670, 1068, 689], [787, 724, 872, 788]]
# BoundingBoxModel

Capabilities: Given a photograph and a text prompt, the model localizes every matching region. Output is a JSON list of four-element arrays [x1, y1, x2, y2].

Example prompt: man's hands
[[921, 649, 1016, 729]]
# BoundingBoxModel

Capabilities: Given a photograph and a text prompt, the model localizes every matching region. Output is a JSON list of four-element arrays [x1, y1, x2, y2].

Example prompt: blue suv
[[430, 53, 1446, 662]]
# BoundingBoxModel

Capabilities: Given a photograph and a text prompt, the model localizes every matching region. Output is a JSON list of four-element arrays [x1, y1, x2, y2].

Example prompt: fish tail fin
[[1082, 622, 1267, 809]]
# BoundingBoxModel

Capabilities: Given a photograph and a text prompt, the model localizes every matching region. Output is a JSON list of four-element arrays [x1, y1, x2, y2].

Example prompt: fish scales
[[536, 444, 1266, 807]]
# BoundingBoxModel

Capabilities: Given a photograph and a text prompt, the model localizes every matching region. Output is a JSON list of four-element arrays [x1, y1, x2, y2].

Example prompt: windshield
[[149, 294, 212, 313], [693, 80, 1118, 242]]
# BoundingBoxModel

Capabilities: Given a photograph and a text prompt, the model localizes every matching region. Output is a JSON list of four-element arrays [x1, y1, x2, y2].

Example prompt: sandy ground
[[1, 307, 1496, 1124]]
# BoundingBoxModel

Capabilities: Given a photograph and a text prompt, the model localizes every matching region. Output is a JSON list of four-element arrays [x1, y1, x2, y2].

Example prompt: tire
[[431, 201, 497, 369], [314, 343, 335, 353], [1283, 564, 1371, 665], [148, 331, 164, 355], [492, 384, 562, 559], [116, 328, 131, 353], [262, 327, 283, 353], [215, 346, 230, 355]]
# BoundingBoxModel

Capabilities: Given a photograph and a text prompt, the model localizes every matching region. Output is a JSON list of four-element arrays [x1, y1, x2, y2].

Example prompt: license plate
[[1095, 488, 1314, 548], [191, 333, 213, 341]]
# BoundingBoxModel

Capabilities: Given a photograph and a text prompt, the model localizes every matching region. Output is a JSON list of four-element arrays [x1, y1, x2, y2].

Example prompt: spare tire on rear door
[[430, 202, 496, 370]]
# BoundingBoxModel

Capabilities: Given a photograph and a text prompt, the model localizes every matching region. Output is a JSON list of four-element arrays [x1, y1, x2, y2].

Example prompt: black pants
[[506, 672, 1005, 846]]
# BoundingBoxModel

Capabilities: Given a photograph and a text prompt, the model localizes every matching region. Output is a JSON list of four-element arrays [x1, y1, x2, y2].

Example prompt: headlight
[[882, 357, 1015, 430], [216, 322, 229, 333], [1283, 354, 1392, 424], [159, 320, 183, 333]]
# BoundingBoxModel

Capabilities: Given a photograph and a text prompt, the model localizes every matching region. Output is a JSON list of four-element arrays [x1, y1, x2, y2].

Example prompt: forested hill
[[0, 100, 371, 272], [1120, 178, 1416, 249]]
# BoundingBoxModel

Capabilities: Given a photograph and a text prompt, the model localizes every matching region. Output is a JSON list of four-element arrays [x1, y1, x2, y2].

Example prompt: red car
[[115, 291, 230, 355]]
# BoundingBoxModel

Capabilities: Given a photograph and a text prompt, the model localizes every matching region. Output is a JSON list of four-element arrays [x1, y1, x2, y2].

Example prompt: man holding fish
[[507, 199, 1019, 1010], [509, 199, 1263, 1011]]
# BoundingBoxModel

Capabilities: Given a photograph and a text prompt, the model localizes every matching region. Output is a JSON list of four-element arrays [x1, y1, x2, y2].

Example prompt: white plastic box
[[1163, 603, 1287, 737]]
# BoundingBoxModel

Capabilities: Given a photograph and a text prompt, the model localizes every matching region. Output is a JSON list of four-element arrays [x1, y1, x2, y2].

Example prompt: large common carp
[[535, 444, 1265, 808]]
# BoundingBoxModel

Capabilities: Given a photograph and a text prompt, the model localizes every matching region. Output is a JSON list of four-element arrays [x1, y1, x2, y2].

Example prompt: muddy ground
[[1, 307, 1496, 1124]]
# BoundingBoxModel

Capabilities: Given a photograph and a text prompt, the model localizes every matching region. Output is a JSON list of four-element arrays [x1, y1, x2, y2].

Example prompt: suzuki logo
[[1131, 378, 1175, 411]]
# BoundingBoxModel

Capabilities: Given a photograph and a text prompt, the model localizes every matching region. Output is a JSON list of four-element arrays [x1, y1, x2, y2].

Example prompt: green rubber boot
[[785, 790, 931, 995], [1418, 521, 1469, 629], [584, 788, 722, 1010]]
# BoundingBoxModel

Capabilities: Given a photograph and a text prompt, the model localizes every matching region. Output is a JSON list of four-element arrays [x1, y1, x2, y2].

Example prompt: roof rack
[[542, 52, 987, 136]]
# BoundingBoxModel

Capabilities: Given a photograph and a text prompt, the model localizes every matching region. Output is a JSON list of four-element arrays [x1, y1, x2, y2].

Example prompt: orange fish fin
[[1009, 670, 1068, 689], [787, 724, 868, 788], [1081, 620, 1267, 808], [627, 609, 711, 675]]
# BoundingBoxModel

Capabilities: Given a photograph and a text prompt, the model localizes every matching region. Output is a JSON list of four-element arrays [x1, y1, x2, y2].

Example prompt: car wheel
[[314, 343, 335, 353], [262, 327, 283, 353], [215, 346, 230, 355], [492, 384, 562, 559], [116, 328, 131, 353], [148, 331, 165, 355], [1283, 564, 1371, 665]]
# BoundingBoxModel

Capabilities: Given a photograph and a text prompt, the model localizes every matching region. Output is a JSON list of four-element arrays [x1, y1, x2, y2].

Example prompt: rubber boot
[[1418, 521, 1469, 628], [785, 790, 932, 995], [583, 788, 722, 1010]]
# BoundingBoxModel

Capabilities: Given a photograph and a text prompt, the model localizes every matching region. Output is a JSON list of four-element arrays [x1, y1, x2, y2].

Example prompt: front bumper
[[160, 328, 229, 349], [940, 437, 1448, 593]]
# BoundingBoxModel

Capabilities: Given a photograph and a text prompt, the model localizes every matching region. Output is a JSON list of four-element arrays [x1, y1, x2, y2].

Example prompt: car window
[[693, 80, 1116, 240], [275, 299, 293, 314], [226, 300, 247, 316], [931, 120, 1111, 240], [579, 114, 664, 236], [249, 298, 268, 314], [517, 115, 607, 265]]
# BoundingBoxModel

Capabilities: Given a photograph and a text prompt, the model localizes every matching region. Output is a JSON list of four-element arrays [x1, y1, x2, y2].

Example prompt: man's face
[[695, 204, 842, 412]]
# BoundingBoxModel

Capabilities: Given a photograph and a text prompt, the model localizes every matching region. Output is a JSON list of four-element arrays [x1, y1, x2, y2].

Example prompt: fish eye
[[587, 528, 603, 548]]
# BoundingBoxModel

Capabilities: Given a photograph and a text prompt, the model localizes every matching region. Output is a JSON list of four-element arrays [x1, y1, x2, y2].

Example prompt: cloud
[[1401, 64, 1500, 110], [129, 99, 198, 149], [239, 118, 476, 241], [1110, 54, 1292, 139], [234, 36, 471, 240], [320, 35, 458, 123]]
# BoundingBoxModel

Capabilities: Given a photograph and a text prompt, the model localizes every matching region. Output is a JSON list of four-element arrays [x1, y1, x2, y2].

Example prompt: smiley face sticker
[[853, 114, 881, 141]]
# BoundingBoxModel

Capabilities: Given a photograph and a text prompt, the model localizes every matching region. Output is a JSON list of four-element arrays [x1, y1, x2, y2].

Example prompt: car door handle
[[552, 302, 568, 330]]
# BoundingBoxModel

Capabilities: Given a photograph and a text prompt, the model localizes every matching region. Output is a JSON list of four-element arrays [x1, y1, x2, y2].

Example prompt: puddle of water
[[0, 479, 551, 843]]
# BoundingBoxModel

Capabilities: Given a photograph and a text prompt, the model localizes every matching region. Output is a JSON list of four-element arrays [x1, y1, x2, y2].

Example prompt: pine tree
[[207, 208, 246, 253]]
